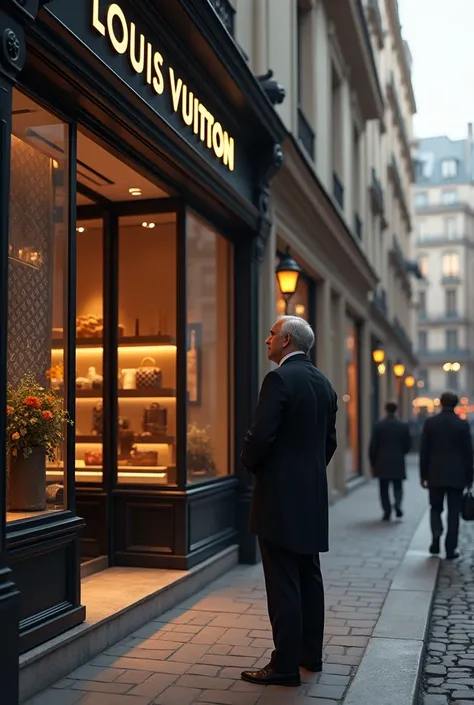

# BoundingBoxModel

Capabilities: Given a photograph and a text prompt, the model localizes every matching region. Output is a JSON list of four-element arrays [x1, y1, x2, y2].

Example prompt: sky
[[398, 0, 474, 140]]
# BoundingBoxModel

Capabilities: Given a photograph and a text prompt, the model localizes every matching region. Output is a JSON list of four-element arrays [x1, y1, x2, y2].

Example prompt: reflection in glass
[[187, 215, 233, 483], [117, 213, 177, 485], [345, 318, 360, 477], [7, 90, 69, 521]]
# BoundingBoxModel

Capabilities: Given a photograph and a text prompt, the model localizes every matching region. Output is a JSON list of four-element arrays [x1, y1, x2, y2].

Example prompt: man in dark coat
[[369, 401, 411, 521], [240, 315, 337, 687], [420, 391, 473, 559]]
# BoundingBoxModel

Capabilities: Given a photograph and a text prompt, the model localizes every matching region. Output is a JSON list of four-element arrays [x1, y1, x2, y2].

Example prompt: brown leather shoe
[[241, 663, 300, 686]]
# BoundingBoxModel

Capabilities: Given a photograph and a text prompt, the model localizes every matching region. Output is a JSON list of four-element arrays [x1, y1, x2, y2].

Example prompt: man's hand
[[420, 479, 428, 489]]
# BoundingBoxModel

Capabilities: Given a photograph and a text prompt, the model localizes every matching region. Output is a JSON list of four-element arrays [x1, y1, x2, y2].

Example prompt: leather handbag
[[136, 357, 162, 390], [462, 489, 474, 521], [142, 403, 167, 434]]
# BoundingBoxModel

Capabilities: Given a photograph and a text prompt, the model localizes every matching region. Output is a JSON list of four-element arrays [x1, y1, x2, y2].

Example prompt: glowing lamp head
[[405, 376, 415, 388], [372, 349, 385, 364], [276, 247, 302, 299], [393, 362, 405, 378]]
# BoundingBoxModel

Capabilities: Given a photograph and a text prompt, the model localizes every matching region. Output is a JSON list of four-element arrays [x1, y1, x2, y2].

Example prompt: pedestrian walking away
[[420, 391, 474, 559], [240, 315, 337, 688], [369, 401, 411, 521]]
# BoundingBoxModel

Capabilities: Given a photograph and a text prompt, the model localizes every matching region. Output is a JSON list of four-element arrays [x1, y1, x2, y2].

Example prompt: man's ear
[[281, 334, 291, 348]]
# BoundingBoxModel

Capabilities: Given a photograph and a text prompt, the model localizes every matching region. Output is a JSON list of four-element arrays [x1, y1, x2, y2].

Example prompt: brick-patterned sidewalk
[[28, 458, 427, 705]]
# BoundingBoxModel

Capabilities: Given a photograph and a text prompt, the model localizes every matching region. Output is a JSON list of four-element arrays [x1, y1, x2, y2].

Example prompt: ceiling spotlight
[[129, 187, 142, 196], [142, 222, 148, 227], [142, 222, 156, 229], [76, 227, 85, 233]]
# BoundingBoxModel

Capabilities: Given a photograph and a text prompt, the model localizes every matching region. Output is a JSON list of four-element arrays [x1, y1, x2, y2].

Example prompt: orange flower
[[41, 410, 53, 420], [11, 432, 20, 441], [6, 405, 13, 416], [24, 396, 42, 408], [46, 396, 54, 404]]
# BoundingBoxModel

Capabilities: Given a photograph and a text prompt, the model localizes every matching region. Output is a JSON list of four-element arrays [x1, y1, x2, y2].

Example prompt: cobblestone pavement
[[28, 458, 427, 705], [419, 521, 474, 705]]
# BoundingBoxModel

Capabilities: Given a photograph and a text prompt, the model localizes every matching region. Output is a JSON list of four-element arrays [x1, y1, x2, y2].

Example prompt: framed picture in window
[[187, 322, 202, 406]]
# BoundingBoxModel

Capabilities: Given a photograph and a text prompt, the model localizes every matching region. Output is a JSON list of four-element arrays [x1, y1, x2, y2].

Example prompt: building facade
[[414, 127, 474, 412], [232, 0, 418, 495], [0, 1, 286, 702]]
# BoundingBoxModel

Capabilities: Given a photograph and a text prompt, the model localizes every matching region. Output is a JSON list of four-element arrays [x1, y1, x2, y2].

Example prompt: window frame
[[441, 159, 458, 179]]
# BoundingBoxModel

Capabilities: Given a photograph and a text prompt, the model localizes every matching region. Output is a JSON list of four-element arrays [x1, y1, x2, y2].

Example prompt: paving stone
[[155, 685, 203, 705]]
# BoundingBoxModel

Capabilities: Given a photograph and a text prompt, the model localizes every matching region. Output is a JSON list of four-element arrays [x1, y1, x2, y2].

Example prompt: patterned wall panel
[[7, 137, 54, 386]]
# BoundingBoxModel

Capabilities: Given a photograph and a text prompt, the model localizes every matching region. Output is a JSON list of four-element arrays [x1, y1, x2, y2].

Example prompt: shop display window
[[187, 215, 233, 483], [345, 318, 361, 477], [6, 91, 71, 522]]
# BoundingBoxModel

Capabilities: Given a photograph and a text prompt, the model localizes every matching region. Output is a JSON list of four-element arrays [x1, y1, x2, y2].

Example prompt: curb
[[343, 508, 440, 705]]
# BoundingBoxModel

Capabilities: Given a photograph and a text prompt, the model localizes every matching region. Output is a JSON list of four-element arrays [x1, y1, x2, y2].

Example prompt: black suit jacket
[[241, 354, 337, 555], [420, 410, 473, 489], [369, 415, 411, 480]]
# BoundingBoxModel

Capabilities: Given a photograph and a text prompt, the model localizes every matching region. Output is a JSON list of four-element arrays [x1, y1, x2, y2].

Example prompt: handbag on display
[[92, 401, 103, 435], [136, 357, 163, 390], [142, 403, 167, 435], [84, 450, 103, 466], [130, 449, 158, 467], [462, 488, 474, 521]]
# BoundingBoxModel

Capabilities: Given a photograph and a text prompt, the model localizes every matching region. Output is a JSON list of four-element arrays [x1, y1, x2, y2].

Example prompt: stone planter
[[8, 447, 47, 512]]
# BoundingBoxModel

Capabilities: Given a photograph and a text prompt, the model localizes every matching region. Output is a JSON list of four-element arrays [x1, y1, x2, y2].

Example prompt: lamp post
[[275, 247, 302, 314], [393, 361, 405, 413]]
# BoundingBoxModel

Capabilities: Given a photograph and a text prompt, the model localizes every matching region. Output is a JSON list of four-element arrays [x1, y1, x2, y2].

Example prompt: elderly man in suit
[[369, 401, 412, 521], [240, 315, 338, 687], [420, 391, 473, 559]]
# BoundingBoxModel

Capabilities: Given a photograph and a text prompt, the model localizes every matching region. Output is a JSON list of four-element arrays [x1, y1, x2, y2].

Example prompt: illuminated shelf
[[76, 388, 176, 398], [76, 434, 175, 444], [52, 335, 175, 349]]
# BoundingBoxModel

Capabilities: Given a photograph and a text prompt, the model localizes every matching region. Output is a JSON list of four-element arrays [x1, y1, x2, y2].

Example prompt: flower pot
[[8, 447, 47, 512]]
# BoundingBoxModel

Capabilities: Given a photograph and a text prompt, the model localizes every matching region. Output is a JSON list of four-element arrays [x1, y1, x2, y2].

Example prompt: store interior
[[7, 90, 233, 566]]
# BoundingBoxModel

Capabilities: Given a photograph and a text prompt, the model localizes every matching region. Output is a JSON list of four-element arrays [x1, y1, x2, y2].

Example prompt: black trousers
[[379, 479, 403, 516], [429, 487, 463, 556], [259, 537, 324, 674]]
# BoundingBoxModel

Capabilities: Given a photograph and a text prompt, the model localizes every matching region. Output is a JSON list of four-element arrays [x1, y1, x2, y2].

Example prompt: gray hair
[[277, 315, 315, 353]]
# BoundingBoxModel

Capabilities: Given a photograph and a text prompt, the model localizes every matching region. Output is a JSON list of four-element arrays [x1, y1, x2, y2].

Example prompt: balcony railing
[[388, 154, 411, 229], [417, 348, 472, 363], [372, 288, 388, 317], [208, 0, 235, 36], [417, 311, 465, 325], [298, 107, 315, 161], [333, 172, 344, 210], [416, 233, 469, 246], [354, 214, 363, 240], [367, 0, 384, 49], [441, 275, 461, 285]]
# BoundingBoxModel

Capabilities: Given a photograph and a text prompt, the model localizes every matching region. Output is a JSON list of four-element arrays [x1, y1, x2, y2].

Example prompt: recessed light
[[142, 222, 156, 229], [129, 187, 142, 196], [76, 227, 85, 233], [142, 222, 148, 228]]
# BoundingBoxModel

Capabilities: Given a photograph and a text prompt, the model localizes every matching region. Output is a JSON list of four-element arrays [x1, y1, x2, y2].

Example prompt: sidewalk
[[418, 520, 474, 704], [27, 457, 429, 705]]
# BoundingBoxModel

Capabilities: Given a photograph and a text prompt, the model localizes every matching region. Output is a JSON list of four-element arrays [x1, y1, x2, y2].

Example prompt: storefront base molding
[[19, 544, 238, 703]]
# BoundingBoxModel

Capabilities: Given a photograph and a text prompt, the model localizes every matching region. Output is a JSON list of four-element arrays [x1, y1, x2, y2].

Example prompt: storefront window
[[73, 218, 104, 485], [117, 214, 177, 486], [7, 90, 70, 522], [345, 317, 360, 477], [187, 215, 233, 483]]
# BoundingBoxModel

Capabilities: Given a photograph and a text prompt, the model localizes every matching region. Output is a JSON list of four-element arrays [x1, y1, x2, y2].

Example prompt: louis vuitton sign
[[92, 0, 235, 171]]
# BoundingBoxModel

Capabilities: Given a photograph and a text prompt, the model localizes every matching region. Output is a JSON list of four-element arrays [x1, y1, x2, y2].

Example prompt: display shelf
[[76, 434, 175, 444], [52, 335, 176, 349], [76, 388, 176, 398]]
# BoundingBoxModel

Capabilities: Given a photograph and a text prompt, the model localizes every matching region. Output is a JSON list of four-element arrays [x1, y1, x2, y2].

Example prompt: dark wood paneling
[[76, 492, 107, 560], [189, 488, 236, 553], [126, 503, 174, 554]]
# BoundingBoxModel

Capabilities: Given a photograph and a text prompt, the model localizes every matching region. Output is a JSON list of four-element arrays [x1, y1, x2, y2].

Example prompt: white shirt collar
[[279, 351, 305, 367]]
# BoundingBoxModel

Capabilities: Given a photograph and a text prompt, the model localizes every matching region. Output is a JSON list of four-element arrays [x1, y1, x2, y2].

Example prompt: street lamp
[[372, 349, 385, 364], [275, 247, 302, 314], [405, 376, 415, 388], [393, 362, 405, 378]]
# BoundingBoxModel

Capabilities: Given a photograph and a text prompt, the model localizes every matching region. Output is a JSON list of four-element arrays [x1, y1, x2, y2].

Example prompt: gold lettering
[[198, 103, 208, 142], [169, 67, 183, 112], [107, 3, 128, 55], [212, 121, 225, 159], [153, 52, 165, 95], [92, 0, 106, 36], [206, 111, 215, 148], [130, 23, 145, 73], [193, 97, 199, 134], [146, 43, 154, 84], [223, 132, 235, 172], [181, 85, 194, 127]]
